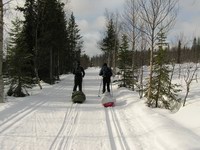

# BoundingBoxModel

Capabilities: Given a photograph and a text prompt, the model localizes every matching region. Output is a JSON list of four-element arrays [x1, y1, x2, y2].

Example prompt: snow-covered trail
[[0, 67, 200, 150]]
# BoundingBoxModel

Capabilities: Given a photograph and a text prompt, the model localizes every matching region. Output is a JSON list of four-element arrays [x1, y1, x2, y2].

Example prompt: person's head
[[77, 61, 80, 66], [103, 63, 107, 67]]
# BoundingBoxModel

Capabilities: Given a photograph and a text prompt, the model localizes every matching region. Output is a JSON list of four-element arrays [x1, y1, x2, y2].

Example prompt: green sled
[[71, 91, 86, 103]]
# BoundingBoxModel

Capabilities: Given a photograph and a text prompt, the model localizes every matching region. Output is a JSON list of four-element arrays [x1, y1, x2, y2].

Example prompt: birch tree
[[122, 0, 140, 91], [138, 0, 178, 101]]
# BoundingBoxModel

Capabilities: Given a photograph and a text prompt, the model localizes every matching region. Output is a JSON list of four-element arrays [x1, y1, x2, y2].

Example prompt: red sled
[[103, 102, 115, 107]]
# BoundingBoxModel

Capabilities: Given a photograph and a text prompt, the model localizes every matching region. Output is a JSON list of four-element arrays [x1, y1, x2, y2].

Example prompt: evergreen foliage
[[17, 0, 37, 78], [144, 31, 181, 109], [16, 0, 83, 84], [191, 37, 200, 62], [67, 13, 83, 71], [80, 54, 90, 69], [118, 34, 132, 87], [6, 0, 85, 96], [100, 18, 116, 66], [36, 0, 67, 83], [7, 18, 33, 97]]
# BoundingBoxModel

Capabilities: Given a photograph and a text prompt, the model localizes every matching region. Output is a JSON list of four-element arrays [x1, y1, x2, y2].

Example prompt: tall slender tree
[[36, 0, 70, 83], [145, 30, 181, 109], [0, 0, 3, 102], [7, 18, 33, 97], [18, 0, 37, 77], [100, 18, 116, 67], [123, 0, 140, 90], [67, 12, 83, 65], [104, 10, 121, 73], [118, 34, 132, 87]]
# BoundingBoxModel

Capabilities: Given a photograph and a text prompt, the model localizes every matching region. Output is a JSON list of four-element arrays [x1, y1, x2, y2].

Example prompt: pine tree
[[18, 0, 43, 89], [191, 37, 200, 62], [36, 0, 70, 83], [145, 30, 181, 109], [17, 0, 37, 78], [7, 18, 33, 97], [67, 12, 83, 71], [80, 53, 90, 69], [118, 34, 132, 87], [55, 2, 68, 75], [100, 18, 116, 66]]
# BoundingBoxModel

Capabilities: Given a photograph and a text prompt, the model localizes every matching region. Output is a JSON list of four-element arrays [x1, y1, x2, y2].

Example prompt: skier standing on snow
[[73, 61, 85, 92], [99, 63, 113, 94]]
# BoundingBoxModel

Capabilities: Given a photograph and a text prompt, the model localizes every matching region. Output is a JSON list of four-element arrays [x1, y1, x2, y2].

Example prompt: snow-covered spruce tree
[[7, 18, 33, 97], [118, 34, 132, 87], [144, 31, 181, 109]]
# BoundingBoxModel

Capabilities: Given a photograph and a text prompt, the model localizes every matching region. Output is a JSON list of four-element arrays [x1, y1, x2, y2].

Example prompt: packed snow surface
[[0, 67, 200, 150]]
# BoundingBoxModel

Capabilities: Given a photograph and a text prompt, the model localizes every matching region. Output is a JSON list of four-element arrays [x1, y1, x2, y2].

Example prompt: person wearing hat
[[73, 61, 85, 92], [99, 63, 113, 93]]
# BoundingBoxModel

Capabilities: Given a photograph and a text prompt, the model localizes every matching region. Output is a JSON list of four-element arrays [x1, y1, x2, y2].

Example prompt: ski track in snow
[[0, 100, 47, 134], [106, 107, 131, 150], [49, 103, 80, 150], [0, 67, 200, 150]]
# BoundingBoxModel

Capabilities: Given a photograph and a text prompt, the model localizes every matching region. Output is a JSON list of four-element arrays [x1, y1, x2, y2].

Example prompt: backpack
[[102, 67, 112, 77], [75, 66, 82, 74]]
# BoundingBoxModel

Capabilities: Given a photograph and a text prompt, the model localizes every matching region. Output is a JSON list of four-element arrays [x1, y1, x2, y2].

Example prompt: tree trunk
[[183, 85, 189, 107], [131, 46, 135, 91], [57, 53, 60, 80], [168, 63, 175, 94], [0, 0, 4, 103], [34, 25, 42, 89], [147, 33, 154, 101], [50, 47, 53, 84]]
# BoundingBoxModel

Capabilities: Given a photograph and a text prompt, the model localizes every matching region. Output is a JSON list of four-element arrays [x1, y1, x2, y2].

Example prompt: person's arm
[[99, 68, 103, 76], [81, 67, 85, 77]]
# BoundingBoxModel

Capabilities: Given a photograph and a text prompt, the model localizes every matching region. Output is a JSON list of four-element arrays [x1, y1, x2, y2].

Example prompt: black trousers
[[73, 76, 83, 92], [102, 77, 111, 93]]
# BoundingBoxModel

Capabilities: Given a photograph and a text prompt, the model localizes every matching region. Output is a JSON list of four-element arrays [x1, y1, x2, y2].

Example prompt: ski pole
[[110, 79, 113, 97], [98, 78, 103, 97]]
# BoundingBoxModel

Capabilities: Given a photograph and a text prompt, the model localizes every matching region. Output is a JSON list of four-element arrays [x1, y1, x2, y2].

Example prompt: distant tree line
[[93, 37, 200, 68]]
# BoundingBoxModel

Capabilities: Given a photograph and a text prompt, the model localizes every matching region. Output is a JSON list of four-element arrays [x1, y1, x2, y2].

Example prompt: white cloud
[[70, 0, 124, 19], [76, 16, 107, 57], [69, 0, 124, 57], [94, 16, 106, 30], [79, 20, 105, 57], [83, 33, 102, 57], [77, 19, 89, 33]]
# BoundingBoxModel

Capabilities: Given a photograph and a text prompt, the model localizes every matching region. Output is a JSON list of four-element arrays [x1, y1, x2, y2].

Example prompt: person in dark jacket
[[99, 63, 113, 93], [73, 61, 85, 92]]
